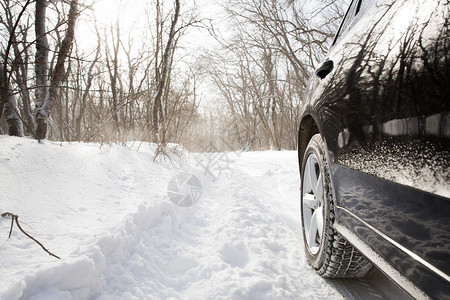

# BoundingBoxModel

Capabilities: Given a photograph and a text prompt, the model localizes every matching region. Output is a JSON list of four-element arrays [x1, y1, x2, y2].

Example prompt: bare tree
[[0, 0, 33, 136], [34, 0, 79, 141], [34, 0, 49, 137], [153, 0, 181, 153], [75, 35, 100, 141], [104, 21, 123, 141], [0, 64, 23, 136]]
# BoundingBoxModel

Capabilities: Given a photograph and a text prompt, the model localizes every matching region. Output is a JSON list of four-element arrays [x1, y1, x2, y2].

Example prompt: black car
[[298, 0, 449, 299]]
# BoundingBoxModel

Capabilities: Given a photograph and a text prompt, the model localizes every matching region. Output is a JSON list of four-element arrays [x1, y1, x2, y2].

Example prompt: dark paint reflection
[[337, 198, 450, 299], [333, 165, 450, 274]]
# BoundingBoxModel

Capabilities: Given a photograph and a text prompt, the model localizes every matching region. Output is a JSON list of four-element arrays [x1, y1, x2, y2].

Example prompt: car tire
[[301, 133, 373, 278]]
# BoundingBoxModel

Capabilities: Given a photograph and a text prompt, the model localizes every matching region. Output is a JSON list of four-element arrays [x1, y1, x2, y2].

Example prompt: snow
[[0, 136, 403, 299]]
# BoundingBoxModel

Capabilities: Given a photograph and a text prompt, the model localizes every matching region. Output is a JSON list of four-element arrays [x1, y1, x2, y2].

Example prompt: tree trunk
[[153, 0, 180, 148], [34, 0, 49, 138], [0, 64, 23, 136], [76, 42, 100, 141], [35, 0, 78, 140], [0, 0, 33, 137], [105, 22, 122, 142]]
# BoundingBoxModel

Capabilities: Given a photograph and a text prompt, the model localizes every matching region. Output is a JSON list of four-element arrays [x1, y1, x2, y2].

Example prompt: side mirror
[[316, 60, 334, 79]]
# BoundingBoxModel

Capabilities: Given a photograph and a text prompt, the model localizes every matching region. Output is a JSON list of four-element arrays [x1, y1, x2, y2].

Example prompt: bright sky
[[76, 0, 226, 108], [77, 0, 226, 59], [91, 0, 146, 30]]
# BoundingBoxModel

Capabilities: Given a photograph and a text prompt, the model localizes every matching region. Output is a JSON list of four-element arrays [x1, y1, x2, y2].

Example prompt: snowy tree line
[[0, 0, 346, 151]]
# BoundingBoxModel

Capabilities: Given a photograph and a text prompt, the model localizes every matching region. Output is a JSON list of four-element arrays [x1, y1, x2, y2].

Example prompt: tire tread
[[302, 134, 373, 279]]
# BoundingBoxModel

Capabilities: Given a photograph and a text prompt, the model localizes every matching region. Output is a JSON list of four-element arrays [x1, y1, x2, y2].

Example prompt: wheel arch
[[298, 115, 320, 168]]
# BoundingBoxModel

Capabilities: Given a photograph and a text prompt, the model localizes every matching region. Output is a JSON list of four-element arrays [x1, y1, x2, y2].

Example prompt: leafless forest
[[0, 0, 346, 152]]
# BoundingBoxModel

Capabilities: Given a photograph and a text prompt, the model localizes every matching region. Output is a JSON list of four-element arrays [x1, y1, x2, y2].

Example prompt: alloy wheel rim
[[302, 153, 324, 255]]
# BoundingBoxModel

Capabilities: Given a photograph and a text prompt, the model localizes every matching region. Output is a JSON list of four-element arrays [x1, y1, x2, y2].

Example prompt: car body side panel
[[332, 164, 450, 299]]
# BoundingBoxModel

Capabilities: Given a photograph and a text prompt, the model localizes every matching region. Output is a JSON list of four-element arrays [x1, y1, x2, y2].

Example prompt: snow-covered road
[[97, 151, 345, 299], [0, 137, 410, 299]]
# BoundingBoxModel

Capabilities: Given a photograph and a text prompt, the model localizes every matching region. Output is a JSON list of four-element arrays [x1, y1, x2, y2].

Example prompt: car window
[[333, 0, 361, 45], [332, 0, 376, 45]]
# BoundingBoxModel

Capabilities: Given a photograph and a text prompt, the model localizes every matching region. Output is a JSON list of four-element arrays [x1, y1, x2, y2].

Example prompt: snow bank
[[0, 137, 179, 299]]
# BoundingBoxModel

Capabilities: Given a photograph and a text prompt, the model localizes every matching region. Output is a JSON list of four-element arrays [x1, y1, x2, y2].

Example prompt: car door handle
[[316, 60, 334, 79]]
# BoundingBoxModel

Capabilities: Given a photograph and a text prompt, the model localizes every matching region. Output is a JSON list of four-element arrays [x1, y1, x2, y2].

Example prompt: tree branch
[[2, 212, 60, 260]]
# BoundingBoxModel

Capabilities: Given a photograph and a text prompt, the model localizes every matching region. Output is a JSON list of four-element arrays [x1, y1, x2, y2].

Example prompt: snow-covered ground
[[0, 136, 408, 299]]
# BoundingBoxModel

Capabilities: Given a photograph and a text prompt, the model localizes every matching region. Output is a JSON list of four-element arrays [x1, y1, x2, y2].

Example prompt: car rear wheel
[[301, 133, 373, 278]]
